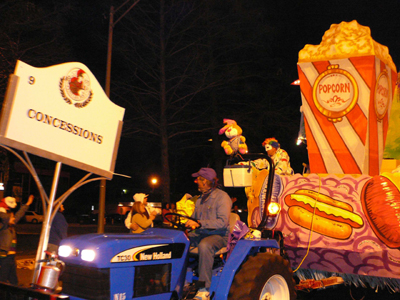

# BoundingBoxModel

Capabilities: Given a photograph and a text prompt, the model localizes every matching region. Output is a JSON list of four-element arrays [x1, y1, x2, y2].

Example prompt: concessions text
[[28, 109, 103, 144]]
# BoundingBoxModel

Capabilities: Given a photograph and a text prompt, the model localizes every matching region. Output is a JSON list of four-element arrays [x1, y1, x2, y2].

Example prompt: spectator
[[0, 195, 34, 285], [232, 205, 239, 214], [129, 202, 155, 233], [162, 203, 172, 226], [47, 204, 68, 254], [125, 193, 159, 231], [170, 203, 177, 214], [162, 203, 170, 215]]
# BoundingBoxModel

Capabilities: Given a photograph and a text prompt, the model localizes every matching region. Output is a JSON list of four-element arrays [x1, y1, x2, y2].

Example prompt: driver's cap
[[191, 168, 216, 181]]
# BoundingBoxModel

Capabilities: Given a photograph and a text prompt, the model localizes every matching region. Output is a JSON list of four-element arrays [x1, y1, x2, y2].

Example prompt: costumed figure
[[0, 195, 34, 285], [219, 119, 248, 157], [262, 137, 294, 175]]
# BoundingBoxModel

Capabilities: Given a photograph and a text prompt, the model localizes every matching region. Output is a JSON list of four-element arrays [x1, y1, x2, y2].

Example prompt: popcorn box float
[[297, 20, 397, 175]]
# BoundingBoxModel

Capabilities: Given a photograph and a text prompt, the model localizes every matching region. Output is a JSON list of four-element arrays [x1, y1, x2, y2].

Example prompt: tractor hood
[[58, 228, 190, 268]]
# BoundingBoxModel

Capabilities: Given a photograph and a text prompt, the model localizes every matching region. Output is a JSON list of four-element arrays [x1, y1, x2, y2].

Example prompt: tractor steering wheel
[[163, 212, 201, 231]]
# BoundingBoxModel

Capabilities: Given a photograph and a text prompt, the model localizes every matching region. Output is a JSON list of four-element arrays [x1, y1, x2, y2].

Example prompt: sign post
[[0, 60, 125, 284]]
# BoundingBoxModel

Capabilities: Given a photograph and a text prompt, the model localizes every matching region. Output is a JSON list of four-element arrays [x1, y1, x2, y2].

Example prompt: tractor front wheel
[[228, 252, 296, 300]]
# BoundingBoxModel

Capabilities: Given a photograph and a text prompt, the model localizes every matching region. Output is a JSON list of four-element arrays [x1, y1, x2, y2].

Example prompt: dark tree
[[106, 0, 300, 202]]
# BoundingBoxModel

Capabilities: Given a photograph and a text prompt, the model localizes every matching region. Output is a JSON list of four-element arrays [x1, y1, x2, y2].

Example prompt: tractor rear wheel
[[228, 252, 296, 300]]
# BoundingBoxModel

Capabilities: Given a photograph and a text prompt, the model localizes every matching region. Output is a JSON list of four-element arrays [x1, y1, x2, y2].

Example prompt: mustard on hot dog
[[285, 193, 364, 228], [293, 189, 353, 212]]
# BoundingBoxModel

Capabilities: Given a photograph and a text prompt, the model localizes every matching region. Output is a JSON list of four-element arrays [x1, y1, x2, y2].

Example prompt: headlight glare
[[81, 249, 96, 262], [58, 245, 72, 257], [267, 202, 281, 216]]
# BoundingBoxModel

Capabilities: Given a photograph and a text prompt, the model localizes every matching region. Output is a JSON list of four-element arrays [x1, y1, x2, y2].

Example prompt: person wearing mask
[[262, 137, 294, 175], [0, 195, 34, 285], [185, 167, 231, 300]]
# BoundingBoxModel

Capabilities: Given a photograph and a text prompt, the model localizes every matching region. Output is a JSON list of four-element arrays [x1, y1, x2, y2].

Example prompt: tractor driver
[[185, 167, 231, 300]]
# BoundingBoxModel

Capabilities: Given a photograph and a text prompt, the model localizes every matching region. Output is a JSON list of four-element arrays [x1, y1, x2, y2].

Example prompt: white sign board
[[0, 61, 125, 178]]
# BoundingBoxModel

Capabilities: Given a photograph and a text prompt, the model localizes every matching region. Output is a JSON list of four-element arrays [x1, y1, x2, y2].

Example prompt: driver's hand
[[185, 220, 200, 229]]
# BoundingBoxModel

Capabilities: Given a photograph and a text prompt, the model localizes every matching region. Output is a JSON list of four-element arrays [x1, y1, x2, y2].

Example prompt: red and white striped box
[[297, 21, 397, 175]]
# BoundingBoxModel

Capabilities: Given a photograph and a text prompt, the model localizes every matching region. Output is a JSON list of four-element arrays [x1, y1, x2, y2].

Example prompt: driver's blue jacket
[[191, 188, 231, 237]]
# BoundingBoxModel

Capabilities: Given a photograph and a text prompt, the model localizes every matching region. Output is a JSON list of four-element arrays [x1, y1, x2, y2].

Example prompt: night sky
[[68, 0, 400, 206], [78, 1, 400, 83]]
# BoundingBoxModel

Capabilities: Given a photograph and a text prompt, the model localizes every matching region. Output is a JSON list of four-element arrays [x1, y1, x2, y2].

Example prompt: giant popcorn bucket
[[297, 20, 397, 175]]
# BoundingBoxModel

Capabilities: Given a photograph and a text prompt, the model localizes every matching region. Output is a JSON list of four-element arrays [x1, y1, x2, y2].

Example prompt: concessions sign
[[0, 61, 125, 178]]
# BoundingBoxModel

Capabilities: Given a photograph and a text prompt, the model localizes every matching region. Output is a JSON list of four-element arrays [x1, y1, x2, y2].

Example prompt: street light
[[98, 0, 141, 234], [150, 176, 158, 193]]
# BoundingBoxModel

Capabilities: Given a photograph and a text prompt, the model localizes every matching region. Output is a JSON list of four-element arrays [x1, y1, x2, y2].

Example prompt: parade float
[[234, 20, 400, 292]]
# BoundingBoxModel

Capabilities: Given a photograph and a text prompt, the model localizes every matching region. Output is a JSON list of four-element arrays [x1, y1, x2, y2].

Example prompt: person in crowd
[[169, 202, 178, 224], [162, 203, 171, 216], [170, 202, 177, 214], [125, 193, 159, 231], [185, 167, 231, 300], [0, 195, 34, 285], [231, 205, 239, 214], [262, 137, 294, 175], [162, 203, 172, 226], [129, 202, 155, 233], [47, 204, 68, 254]]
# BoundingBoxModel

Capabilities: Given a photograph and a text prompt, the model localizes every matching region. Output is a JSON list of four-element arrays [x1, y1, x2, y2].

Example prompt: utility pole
[[98, 0, 141, 233]]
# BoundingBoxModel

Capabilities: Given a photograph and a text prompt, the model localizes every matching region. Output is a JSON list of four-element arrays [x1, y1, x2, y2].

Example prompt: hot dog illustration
[[288, 206, 352, 240], [285, 189, 364, 240]]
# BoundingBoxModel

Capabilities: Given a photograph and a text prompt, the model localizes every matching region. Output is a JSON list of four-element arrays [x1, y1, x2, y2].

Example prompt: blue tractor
[[57, 157, 296, 300]]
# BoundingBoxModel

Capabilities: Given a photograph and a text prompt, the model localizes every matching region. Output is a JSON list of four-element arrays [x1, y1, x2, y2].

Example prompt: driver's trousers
[[189, 231, 227, 288]]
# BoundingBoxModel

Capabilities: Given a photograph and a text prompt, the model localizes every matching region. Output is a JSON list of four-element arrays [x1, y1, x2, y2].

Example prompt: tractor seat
[[189, 213, 240, 256]]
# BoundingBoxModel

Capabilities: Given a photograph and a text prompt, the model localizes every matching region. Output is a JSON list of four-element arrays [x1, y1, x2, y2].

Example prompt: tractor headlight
[[58, 245, 72, 257], [81, 249, 96, 262], [267, 202, 281, 216]]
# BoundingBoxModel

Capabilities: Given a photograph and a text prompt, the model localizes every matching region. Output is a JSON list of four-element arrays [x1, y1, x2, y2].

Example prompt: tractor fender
[[213, 238, 279, 299]]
